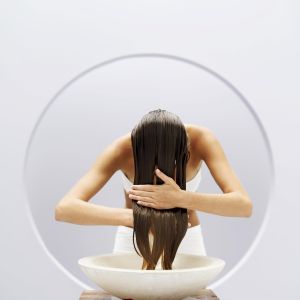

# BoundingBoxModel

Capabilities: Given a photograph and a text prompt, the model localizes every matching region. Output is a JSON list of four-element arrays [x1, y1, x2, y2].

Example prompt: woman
[[116, 109, 207, 270], [55, 109, 253, 270]]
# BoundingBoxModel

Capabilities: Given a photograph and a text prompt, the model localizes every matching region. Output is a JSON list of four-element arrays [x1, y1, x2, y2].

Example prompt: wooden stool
[[79, 289, 219, 300]]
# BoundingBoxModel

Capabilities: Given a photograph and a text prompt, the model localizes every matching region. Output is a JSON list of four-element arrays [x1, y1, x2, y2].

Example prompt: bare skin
[[55, 124, 252, 226]]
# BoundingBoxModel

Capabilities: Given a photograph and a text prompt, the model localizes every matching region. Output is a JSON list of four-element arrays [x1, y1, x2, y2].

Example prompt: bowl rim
[[78, 252, 226, 274]]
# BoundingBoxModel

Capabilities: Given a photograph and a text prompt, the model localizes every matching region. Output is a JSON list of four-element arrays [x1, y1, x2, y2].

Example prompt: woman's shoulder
[[185, 123, 215, 144], [185, 123, 212, 136], [115, 132, 134, 167], [185, 124, 217, 159]]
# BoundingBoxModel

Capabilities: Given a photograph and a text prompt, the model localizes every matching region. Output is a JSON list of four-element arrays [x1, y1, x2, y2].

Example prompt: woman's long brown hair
[[131, 109, 191, 270]]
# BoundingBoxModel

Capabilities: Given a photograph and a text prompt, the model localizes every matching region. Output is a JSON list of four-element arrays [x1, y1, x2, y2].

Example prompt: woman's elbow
[[243, 198, 253, 217], [55, 204, 68, 221]]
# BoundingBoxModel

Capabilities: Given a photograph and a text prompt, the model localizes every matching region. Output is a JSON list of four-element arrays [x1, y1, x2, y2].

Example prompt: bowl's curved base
[[79, 289, 219, 300]]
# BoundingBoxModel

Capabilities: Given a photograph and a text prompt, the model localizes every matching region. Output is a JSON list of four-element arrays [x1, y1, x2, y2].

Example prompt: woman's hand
[[128, 168, 187, 212]]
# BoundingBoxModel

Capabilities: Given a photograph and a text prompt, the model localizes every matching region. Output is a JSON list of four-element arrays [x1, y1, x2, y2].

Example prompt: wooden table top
[[79, 289, 219, 300]]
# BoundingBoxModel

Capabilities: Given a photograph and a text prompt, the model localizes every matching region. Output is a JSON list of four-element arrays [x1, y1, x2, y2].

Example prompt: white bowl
[[78, 252, 225, 300]]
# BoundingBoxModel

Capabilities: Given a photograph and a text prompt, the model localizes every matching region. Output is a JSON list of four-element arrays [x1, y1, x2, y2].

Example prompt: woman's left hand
[[128, 168, 183, 210]]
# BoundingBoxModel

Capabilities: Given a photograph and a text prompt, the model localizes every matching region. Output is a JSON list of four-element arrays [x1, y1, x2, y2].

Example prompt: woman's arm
[[178, 126, 253, 217], [55, 134, 133, 226], [55, 198, 133, 226], [178, 190, 252, 217]]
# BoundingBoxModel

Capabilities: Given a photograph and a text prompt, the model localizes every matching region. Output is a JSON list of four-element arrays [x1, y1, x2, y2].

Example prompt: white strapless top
[[121, 165, 202, 192]]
